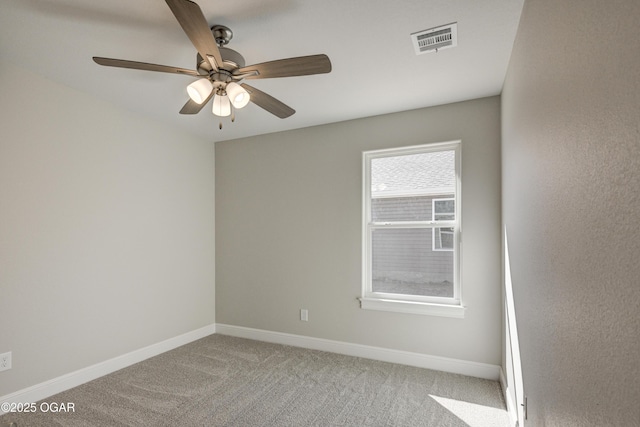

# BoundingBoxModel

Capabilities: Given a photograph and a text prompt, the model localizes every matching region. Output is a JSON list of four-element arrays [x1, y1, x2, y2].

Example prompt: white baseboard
[[0, 323, 216, 414], [215, 324, 500, 380], [500, 368, 518, 427]]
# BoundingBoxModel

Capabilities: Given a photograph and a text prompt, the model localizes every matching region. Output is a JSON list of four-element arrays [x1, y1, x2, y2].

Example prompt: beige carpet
[[1, 334, 509, 426]]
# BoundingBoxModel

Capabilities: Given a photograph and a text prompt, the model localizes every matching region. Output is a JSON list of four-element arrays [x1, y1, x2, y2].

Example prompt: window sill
[[359, 297, 466, 318]]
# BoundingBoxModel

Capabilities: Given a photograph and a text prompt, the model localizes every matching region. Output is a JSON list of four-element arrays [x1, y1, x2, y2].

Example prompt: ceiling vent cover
[[411, 23, 457, 55]]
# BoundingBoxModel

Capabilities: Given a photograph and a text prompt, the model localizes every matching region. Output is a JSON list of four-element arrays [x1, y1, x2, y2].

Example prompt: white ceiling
[[0, 0, 524, 142]]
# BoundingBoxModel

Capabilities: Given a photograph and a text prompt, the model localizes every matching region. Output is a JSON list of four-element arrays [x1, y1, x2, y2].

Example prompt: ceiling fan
[[93, 0, 332, 127]]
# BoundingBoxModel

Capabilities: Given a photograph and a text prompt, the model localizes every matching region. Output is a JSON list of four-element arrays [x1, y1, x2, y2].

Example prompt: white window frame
[[432, 198, 455, 252], [360, 141, 464, 318]]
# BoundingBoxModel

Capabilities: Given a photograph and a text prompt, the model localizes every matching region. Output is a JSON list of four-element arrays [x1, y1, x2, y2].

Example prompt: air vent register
[[411, 23, 458, 55]]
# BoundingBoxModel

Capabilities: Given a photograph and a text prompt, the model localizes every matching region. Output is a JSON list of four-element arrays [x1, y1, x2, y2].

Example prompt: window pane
[[433, 227, 454, 251], [371, 150, 455, 222], [372, 228, 454, 297], [433, 199, 455, 221]]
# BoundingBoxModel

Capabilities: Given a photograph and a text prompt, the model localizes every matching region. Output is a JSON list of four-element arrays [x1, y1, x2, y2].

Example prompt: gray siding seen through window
[[371, 195, 454, 297]]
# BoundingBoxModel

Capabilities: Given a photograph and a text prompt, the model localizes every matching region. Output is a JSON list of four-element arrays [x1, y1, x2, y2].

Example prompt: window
[[361, 142, 464, 317]]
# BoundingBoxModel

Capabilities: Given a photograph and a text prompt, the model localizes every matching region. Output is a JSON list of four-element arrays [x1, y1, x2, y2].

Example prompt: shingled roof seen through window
[[371, 150, 455, 197]]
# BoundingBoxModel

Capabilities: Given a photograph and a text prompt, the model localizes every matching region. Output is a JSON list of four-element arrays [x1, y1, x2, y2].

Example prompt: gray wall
[[216, 96, 502, 364], [0, 63, 216, 396], [501, 0, 640, 424]]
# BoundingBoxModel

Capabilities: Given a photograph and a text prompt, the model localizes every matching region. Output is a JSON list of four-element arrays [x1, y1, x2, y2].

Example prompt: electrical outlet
[[0, 352, 11, 372], [300, 309, 308, 321]]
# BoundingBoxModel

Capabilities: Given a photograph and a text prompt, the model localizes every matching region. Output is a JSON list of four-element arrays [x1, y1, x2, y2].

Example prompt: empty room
[[1, 0, 638, 426]]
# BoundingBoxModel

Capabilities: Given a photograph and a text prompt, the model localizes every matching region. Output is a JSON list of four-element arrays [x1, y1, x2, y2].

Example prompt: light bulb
[[212, 94, 231, 117], [187, 79, 213, 104], [226, 82, 250, 109]]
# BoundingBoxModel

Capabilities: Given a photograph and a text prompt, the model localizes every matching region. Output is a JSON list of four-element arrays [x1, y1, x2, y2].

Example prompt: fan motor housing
[[197, 47, 246, 75], [197, 25, 245, 75]]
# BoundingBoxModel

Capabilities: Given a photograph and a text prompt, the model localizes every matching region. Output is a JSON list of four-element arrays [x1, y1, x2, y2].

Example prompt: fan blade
[[165, 0, 223, 71], [179, 90, 214, 114], [236, 54, 331, 80], [241, 84, 295, 118], [93, 57, 200, 76]]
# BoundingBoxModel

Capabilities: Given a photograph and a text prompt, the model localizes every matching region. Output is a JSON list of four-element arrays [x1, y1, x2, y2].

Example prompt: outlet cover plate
[[0, 351, 11, 372]]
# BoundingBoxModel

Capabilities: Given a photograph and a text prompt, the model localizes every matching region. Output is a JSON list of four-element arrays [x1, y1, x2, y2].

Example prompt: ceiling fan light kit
[[187, 78, 213, 104], [226, 82, 250, 109], [92, 0, 332, 130], [212, 93, 231, 117]]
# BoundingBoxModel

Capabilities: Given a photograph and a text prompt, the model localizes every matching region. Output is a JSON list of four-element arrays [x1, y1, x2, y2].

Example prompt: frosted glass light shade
[[226, 82, 250, 108], [212, 94, 231, 117], [187, 79, 213, 104]]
